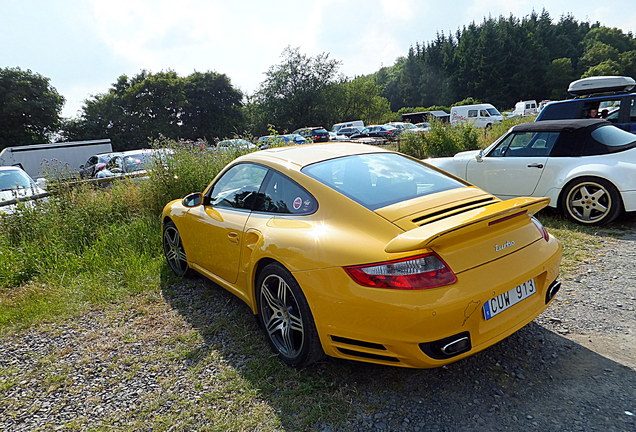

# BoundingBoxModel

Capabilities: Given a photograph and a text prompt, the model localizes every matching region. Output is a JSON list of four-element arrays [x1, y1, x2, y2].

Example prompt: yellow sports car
[[162, 143, 562, 368]]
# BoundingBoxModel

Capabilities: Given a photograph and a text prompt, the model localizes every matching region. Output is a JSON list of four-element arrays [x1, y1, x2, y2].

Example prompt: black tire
[[256, 263, 323, 367], [162, 221, 193, 277], [560, 177, 623, 226]]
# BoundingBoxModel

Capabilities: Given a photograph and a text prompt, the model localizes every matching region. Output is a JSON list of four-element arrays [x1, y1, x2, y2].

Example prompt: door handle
[[227, 231, 239, 244], [527, 163, 544, 168]]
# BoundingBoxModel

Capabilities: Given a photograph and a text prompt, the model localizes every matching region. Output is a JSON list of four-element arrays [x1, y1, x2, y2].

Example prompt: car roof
[[514, 119, 609, 133], [0, 166, 27, 172], [240, 142, 391, 168]]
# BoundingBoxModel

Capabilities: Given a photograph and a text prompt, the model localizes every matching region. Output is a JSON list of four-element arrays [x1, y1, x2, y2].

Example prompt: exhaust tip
[[545, 280, 561, 304], [420, 331, 472, 360]]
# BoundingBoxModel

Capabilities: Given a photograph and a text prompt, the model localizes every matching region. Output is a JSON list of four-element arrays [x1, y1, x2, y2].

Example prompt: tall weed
[[0, 137, 258, 329], [399, 120, 480, 158]]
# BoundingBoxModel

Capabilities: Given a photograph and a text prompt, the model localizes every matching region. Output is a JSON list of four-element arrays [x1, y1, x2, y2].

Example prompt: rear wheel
[[256, 263, 323, 367], [560, 177, 622, 225]]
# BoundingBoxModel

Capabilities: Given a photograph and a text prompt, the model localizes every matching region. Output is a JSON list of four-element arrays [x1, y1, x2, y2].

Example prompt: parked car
[[386, 122, 418, 133], [0, 166, 47, 214], [338, 126, 365, 137], [350, 125, 399, 139], [328, 131, 348, 141], [427, 119, 636, 225], [536, 76, 636, 134], [291, 127, 330, 143], [413, 122, 431, 132], [512, 100, 539, 117], [79, 152, 121, 178], [162, 142, 562, 368], [96, 149, 171, 179], [331, 120, 364, 133], [216, 139, 258, 151], [257, 134, 307, 148], [450, 104, 504, 128]]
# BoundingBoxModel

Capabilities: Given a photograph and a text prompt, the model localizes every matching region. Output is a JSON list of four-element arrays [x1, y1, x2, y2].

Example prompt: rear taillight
[[344, 253, 457, 290], [531, 216, 550, 241]]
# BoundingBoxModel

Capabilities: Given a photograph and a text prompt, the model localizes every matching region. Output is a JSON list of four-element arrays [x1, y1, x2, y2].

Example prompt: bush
[[477, 116, 534, 148], [399, 120, 480, 158], [0, 137, 260, 328], [140, 137, 250, 214]]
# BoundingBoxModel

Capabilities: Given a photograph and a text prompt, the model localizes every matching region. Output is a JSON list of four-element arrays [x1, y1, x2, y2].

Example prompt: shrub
[[399, 120, 480, 158], [140, 137, 255, 215], [477, 116, 534, 148]]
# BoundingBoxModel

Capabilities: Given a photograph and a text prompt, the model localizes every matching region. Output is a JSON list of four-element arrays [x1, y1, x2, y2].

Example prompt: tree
[[545, 58, 576, 99], [332, 77, 392, 125], [251, 47, 341, 133], [0, 67, 65, 150], [582, 60, 623, 78], [65, 70, 243, 150], [580, 42, 620, 70]]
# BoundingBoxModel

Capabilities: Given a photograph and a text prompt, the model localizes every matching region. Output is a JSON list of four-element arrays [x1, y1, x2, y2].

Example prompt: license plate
[[483, 279, 536, 320]]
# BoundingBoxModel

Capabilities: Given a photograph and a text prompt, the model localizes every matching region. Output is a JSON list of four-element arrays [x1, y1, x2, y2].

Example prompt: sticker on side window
[[293, 197, 302, 210]]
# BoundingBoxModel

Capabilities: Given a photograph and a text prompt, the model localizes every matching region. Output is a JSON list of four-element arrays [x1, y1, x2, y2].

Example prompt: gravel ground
[[1, 226, 634, 431]]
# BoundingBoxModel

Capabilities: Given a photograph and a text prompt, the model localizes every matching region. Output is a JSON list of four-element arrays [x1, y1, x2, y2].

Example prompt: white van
[[331, 120, 364, 133], [450, 104, 504, 128], [0, 139, 112, 179], [512, 100, 538, 116]]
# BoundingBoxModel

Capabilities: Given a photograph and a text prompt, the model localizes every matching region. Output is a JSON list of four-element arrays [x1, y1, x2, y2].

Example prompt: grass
[[0, 138, 631, 431]]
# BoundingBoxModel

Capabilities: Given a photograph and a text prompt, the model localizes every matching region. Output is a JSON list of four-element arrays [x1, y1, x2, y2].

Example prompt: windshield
[[487, 108, 502, 116], [302, 153, 465, 210], [0, 169, 34, 191]]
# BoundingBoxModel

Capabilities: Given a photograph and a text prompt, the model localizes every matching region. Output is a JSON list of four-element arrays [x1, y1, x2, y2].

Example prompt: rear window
[[591, 125, 636, 147], [301, 153, 465, 210]]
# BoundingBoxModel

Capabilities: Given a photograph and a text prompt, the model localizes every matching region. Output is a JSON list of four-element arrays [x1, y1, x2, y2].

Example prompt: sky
[[2, 0, 635, 118]]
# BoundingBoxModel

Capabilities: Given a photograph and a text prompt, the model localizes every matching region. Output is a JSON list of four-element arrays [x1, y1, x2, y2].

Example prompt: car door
[[183, 163, 268, 284], [466, 131, 557, 198]]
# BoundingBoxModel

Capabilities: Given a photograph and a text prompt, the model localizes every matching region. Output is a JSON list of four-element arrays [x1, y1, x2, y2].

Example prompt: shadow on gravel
[[161, 273, 635, 432]]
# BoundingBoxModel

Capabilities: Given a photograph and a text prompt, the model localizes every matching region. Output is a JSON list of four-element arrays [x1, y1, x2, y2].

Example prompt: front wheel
[[163, 221, 192, 277], [256, 263, 323, 367], [560, 177, 622, 225]]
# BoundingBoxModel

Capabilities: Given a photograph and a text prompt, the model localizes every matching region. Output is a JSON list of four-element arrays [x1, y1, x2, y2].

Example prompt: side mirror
[[183, 192, 203, 208], [475, 151, 483, 162]]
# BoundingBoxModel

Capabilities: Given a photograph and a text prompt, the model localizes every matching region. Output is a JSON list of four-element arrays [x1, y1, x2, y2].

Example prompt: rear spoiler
[[385, 197, 550, 253]]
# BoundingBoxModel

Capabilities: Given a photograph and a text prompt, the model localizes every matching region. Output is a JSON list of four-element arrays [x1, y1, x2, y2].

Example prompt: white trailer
[[0, 139, 112, 179]]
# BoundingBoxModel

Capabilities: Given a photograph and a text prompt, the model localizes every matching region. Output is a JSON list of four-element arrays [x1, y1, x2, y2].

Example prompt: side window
[[468, 110, 477, 118], [208, 163, 268, 210], [88, 156, 98, 165], [253, 171, 317, 214], [488, 134, 514, 157], [585, 99, 622, 119], [630, 98, 636, 122], [488, 132, 558, 157], [480, 110, 490, 117]]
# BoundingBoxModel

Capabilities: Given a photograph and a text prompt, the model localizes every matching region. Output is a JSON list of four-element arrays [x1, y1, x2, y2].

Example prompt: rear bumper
[[293, 236, 562, 368]]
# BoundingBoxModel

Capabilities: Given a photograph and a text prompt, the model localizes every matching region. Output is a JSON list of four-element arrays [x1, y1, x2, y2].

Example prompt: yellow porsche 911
[[162, 143, 562, 368]]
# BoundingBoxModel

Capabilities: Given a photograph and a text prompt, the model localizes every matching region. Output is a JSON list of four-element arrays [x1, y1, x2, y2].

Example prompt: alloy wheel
[[163, 224, 189, 276], [259, 274, 305, 358]]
